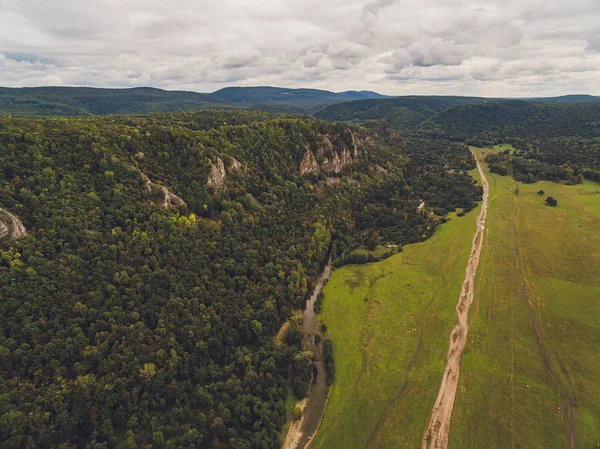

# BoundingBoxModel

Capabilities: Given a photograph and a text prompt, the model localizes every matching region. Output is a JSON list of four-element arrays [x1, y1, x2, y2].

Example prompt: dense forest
[[317, 96, 600, 186], [486, 137, 600, 183], [421, 100, 600, 141], [315, 96, 485, 129], [0, 111, 480, 449], [2, 87, 598, 124], [0, 87, 384, 117], [316, 96, 600, 137]]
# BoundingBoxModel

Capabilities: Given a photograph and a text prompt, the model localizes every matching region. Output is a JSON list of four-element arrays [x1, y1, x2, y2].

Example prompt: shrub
[[292, 352, 315, 399], [292, 407, 303, 421], [323, 339, 335, 385]]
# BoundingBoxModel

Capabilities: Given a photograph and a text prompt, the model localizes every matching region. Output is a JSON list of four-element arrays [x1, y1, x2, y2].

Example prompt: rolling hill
[[0, 86, 231, 116], [208, 86, 386, 111], [420, 99, 600, 138], [529, 94, 600, 103], [0, 86, 386, 116], [315, 96, 487, 129]]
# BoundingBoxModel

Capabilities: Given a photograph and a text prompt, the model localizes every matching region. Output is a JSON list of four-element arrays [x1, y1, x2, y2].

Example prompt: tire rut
[[360, 213, 468, 449], [360, 275, 444, 449], [510, 200, 578, 449]]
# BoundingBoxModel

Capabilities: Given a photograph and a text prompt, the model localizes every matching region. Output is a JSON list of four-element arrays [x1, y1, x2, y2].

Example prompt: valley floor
[[312, 147, 600, 449], [451, 147, 600, 448], [312, 194, 481, 449]]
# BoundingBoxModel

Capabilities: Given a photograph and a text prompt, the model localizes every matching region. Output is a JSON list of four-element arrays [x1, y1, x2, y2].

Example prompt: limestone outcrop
[[0, 208, 26, 243], [136, 169, 186, 207], [300, 149, 320, 175], [156, 185, 186, 207], [300, 130, 364, 175], [229, 157, 243, 172], [207, 157, 227, 191]]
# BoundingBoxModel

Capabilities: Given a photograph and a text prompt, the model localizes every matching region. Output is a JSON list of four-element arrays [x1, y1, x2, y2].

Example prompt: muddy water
[[286, 258, 332, 449]]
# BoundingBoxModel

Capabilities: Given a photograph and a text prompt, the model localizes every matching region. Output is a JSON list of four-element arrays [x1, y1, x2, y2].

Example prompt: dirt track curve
[[422, 151, 489, 449]]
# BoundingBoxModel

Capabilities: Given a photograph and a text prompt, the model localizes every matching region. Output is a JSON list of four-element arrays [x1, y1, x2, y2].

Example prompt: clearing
[[312, 147, 600, 448], [311, 187, 482, 448]]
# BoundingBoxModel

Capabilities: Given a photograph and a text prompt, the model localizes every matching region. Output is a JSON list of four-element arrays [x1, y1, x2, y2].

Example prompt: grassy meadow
[[312, 191, 482, 448], [451, 147, 600, 448], [313, 147, 600, 448]]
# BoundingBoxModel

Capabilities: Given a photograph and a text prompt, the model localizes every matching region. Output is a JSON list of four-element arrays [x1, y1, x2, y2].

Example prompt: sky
[[1, 0, 599, 97]]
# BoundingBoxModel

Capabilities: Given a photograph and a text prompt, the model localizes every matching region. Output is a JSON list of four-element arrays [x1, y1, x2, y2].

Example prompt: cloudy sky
[[1, 0, 599, 96]]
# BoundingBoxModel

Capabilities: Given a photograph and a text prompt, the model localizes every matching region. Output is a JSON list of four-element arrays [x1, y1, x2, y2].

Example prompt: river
[[282, 257, 332, 449]]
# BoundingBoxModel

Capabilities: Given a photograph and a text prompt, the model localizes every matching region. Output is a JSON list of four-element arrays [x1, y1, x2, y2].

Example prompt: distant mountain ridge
[[0, 86, 226, 116], [0, 85, 387, 116], [0, 85, 597, 120], [209, 86, 386, 109], [528, 94, 600, 103]]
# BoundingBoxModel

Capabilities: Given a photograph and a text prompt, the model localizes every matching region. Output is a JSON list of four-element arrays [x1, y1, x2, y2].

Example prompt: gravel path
[[422, 152, 489, 449]]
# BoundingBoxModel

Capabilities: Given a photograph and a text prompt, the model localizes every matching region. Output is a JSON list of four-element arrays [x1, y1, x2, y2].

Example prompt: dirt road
[[422, 152, 489, 449]]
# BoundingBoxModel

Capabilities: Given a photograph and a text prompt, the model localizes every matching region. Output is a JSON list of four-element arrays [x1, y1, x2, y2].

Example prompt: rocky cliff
[[300, 149, 320, 175], [229, 157, 244, 172], [299, 130, 364, 175], [0, 208, 26, 243], [207, 157, 227, 191], [136, 169, 186, 207]]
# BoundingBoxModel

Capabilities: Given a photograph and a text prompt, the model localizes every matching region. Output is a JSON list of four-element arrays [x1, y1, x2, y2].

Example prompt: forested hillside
[[315, 96, 600, 141], [0, 111, 480, 449], [531, 94, 600, 103], [209, 87, 385, 111], [421, 100, 600, 141], [485, 137, 600, 183], [0, 87, 233, 117], [315, 96, 484, 129], [0, 87, 385, 117]]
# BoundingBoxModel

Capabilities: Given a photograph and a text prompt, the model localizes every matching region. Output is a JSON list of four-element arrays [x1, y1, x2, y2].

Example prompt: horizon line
[[1, 84, 598, 99]]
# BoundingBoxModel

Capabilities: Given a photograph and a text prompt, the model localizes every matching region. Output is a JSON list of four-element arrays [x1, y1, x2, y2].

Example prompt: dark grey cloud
[[0, 0, 598, 96], [587, 33, 600, 51]]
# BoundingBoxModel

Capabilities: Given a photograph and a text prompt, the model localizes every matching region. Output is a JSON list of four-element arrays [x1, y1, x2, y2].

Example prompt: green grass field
[[313, 148, 600, 448], [451, 148, 600, 448], [312, 201, 482, 448]]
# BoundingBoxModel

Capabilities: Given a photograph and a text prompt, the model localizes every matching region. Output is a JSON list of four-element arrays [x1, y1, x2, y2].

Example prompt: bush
[[285, 326, 303, 350], [323, 339, 335, 385], [315, 291, 325, 313], [545, 196, 558, 207], [292, 352, 315, 399], [292, 407, 303, 421]]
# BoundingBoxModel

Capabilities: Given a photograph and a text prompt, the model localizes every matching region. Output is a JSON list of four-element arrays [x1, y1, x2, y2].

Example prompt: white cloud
[[0, 0, 598, 96]]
